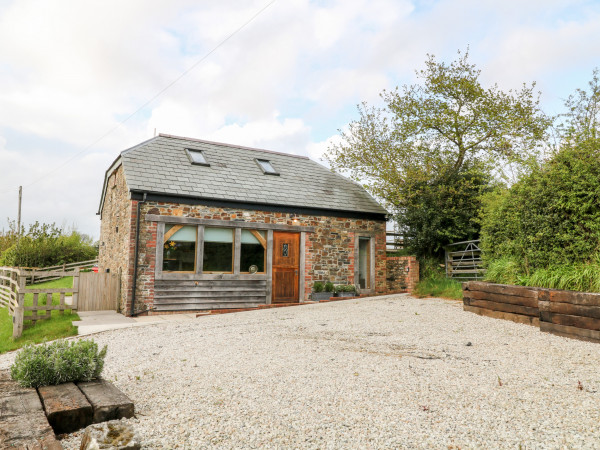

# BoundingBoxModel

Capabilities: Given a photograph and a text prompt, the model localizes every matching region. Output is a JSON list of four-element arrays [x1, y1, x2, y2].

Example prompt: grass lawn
[[0, 277, 79, 354], [413, 276, 464, 300]]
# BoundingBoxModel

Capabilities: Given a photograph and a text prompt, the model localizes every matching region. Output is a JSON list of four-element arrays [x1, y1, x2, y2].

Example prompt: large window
[[163, 225, 197, 272], [203, 228, 234, 273], [240, 230, 266, 273]]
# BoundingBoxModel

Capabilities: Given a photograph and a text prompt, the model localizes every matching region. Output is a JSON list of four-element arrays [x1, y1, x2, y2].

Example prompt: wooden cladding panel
[[154, 279, 267, 311]]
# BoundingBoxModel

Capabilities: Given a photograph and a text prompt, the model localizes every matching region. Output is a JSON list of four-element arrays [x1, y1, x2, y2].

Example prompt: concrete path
[[73, 311, 196, 335]]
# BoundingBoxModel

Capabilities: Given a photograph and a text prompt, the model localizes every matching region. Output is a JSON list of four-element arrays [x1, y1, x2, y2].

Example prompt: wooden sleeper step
[[37, 379, 135, 435], [77, 380, 134, 424], [38, 382, 93, 434]]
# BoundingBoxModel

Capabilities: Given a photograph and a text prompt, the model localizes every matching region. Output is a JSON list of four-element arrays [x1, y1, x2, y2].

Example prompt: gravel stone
[[2, 294, 599, 448]]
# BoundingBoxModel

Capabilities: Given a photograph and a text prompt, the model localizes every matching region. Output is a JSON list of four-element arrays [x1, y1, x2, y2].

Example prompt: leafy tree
[[326, 50, 551, 257], [559, 68, 600, 144], [396, 162, 494, 257], [0, 220, 21, 255]]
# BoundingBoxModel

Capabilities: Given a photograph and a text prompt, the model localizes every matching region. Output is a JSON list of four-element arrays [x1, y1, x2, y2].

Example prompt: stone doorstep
[[37, 380, 134, 436]]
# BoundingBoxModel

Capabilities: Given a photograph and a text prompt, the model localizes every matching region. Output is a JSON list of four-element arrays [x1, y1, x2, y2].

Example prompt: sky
[[0, 0, 599, 239]]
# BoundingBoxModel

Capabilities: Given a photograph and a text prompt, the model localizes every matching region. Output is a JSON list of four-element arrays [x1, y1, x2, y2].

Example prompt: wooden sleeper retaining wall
[[538, 289, 600, 342], [462, 281, 600, 343]]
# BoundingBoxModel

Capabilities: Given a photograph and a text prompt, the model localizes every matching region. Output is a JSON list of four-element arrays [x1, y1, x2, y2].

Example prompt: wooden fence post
[[12, 271, 26, 339], [72, 268, 80, 312]]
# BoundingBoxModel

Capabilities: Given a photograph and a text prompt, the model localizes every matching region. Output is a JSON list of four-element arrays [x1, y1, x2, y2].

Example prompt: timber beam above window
[[145, 214, 315, 233]]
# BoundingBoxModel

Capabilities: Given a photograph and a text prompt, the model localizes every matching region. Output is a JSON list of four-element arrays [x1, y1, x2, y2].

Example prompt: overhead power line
[[0, 0, 278, 195]]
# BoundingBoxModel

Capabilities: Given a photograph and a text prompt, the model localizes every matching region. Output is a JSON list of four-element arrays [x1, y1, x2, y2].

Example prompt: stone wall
[[98, 165, 134, 312], [386, 256, 419, 293], [123, 201, 388, 314]]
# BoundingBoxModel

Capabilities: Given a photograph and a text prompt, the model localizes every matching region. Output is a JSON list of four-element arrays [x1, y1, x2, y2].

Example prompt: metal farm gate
[[445, 240, 485, 281]]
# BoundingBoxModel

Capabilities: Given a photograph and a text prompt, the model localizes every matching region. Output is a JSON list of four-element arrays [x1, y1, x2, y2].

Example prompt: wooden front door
[[272, 232, 300, 303]]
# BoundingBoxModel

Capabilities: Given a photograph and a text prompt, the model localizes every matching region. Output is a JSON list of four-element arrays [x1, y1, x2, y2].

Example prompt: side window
[[358, 237, 371, 289], [203, 228, 234, 273], [163, 225, 197, 272], [240, 230, 266, 273]]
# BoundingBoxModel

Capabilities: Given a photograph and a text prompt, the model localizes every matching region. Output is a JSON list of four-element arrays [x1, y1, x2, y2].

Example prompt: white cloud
[[306, 133, 343, 164], [208, 113, 310, 155]]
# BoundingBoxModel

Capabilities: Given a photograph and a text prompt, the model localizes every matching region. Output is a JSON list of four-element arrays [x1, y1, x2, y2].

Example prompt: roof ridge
[[120, 136, 160, 156], [157, 133, 310, 160]]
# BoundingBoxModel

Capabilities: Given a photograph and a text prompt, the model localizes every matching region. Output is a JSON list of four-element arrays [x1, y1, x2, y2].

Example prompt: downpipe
[[130, 192, 146, 316]]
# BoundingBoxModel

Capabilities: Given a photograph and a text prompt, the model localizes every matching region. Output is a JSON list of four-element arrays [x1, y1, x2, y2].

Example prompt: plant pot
[[312, 292, 334, 302], [335, 292, 356, 298]]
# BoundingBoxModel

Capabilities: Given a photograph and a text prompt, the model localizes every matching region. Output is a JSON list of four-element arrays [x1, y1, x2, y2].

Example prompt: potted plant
[[312, 281, 335, 301], [335, 284, 357, 298]]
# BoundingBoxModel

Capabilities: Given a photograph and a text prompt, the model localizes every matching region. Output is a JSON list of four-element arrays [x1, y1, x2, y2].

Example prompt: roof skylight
[[256, 159, 279, 175], [185, 148, 210, 166]]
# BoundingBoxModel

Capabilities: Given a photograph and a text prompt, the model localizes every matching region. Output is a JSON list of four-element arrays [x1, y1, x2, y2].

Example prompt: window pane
[[204, 227, 234, 243], [166, 225, 196, 242], [163, 225, 196, 272], [203, 228, 233, 272], [188, 150, 207, 164], [258, 159, 276, 173], [240, 230, 266, 273], [358, 237, 370, 289]]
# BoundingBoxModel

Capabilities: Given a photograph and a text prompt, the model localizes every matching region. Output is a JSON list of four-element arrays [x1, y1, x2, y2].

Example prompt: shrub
[[313, 282, 324, 293], [324, 282, 335, 292], [10, 339, 107, 388], [419, 256, 445, 280], [480, 139, 600, 290], [0, 222, 98, 268], [335, 284, 356, 293]]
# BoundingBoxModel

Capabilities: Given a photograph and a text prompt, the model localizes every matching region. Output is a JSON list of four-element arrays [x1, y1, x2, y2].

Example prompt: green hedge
[[480, 139, 600, 291], [0, 222, 97, 268]]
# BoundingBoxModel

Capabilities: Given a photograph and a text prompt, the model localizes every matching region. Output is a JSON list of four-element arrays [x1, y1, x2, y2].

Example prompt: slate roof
[[101, 134, 387, 217]]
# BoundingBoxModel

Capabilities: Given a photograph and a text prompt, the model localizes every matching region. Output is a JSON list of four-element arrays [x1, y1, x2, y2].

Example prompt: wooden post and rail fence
[[0, 265, 119, 339], [24, 258, 99, 284]]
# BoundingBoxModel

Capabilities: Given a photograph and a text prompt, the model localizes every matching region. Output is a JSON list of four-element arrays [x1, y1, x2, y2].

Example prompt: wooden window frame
[[202, 227, 235, 274], [161, 224, 198, 274], [240, 229, 267, 274]]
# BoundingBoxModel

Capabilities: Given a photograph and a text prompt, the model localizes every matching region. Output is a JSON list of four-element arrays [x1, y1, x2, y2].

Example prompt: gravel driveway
[[2, 294, 599, 449]]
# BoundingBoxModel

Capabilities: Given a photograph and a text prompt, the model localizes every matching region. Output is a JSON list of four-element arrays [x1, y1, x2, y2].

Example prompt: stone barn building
[[98, 134, 417, 315]]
